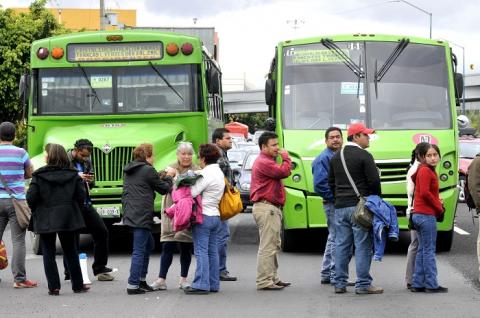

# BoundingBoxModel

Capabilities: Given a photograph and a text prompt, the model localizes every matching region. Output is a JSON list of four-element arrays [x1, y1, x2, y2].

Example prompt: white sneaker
[[179, 281, 190, 290], [150, 280, 167, 291]]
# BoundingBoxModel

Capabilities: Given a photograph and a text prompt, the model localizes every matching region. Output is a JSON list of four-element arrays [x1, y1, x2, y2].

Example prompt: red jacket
[[411, 164, 444, 217], [250, 152, 292, 207]]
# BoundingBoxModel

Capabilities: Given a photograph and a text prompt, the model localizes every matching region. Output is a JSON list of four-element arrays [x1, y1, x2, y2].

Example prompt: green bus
[[19, 30, 223, 252], [264, 34, 464, 251]]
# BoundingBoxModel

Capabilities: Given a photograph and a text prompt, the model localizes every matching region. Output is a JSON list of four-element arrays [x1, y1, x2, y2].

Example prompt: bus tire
[[30, 231, 42, 255], [281, 223, 296, 252], [437, 229, 453, 252]]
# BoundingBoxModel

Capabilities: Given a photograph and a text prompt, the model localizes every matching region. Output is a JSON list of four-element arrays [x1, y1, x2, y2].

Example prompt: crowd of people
[[0, 119, 476, 297]]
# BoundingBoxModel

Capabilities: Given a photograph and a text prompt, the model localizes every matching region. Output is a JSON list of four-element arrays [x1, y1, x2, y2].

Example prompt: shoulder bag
[[0, 240, 8, 270], [0, 172, 31, 230], [219, 177, 243, 220], [340, 148, 373, 229]]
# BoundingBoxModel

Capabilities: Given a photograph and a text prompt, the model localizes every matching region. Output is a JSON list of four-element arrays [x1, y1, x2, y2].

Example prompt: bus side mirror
[[455, 73, 464, 99], [207, 68, 221, 95], [265, 79, 276, 106], [265, 117, 276, 131]]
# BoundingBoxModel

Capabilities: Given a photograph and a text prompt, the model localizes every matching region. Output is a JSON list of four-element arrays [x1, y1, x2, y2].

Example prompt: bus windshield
[[281, 41, 450, 130], [36, 64, 200, 115]]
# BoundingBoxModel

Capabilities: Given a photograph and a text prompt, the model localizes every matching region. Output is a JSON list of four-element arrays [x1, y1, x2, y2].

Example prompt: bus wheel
[[30, 231, 42, 255], [281, 223, 296, 252], [437, 229, 453, 252]]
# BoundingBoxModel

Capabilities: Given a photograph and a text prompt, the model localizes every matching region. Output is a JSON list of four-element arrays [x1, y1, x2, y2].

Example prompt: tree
[[0, 0, 67, 123]]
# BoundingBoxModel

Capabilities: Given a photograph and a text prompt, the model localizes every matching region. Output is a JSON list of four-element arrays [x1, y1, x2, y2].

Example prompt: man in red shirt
[[250, 131, 292, 290]]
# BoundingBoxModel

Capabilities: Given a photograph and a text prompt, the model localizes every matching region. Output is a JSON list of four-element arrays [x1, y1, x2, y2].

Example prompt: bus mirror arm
[[374, 60, 378, 99]]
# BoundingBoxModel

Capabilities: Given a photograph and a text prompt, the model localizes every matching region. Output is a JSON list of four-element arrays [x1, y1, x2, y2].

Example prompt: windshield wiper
[[76, 63, 102, 108], [320, 38, 365, 79], [374, 38, 409, 98], [148, 61, 184, 102]]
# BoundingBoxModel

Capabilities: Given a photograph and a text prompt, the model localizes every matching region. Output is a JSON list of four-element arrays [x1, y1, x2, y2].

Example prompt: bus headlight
[[292, 174, 301, 182], [443, 161, 452, 169], [440, 174, 448, 181]]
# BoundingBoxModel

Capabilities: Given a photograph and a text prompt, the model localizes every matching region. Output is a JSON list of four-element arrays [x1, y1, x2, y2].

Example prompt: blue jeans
[[218, 220, 230, 274], [192, 215, 221, 291], [334, 206, 373, 289], [412, 214, 438, 289], [128, 228, 154, 288], [321, 202, 336, 282]]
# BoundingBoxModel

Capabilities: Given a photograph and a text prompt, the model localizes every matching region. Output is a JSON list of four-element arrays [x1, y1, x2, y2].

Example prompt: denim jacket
[[312, 148, 335, 202]]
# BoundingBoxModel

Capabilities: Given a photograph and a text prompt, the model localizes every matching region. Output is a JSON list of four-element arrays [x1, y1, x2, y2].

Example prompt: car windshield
[[281, 41, 450, 130], [35, 64, 200, 115], [459, 141, 480, 159], [244, 153, 259, 170]]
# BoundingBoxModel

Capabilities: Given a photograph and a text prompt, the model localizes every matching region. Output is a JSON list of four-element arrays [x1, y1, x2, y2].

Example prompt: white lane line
[[454, 226, 470, 235]]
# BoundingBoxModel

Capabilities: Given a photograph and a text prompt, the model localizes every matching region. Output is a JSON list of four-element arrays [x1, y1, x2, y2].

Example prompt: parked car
[[234, 149, 260, 210], [236, 141, 258, 153], [253, 130, 265, 144], [458, 135, 480, 202], [227, 149, 247, 171]]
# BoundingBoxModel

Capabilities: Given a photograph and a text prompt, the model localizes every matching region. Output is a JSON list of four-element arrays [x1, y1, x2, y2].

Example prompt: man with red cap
[[328, 122, 382, 295]]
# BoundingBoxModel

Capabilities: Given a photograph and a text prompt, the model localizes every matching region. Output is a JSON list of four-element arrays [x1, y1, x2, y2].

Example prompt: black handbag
[[340, 148, 373, 229]]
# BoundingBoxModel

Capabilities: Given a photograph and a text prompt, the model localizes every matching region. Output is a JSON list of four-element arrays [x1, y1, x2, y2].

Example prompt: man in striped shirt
[[0, 122, 37, 288]]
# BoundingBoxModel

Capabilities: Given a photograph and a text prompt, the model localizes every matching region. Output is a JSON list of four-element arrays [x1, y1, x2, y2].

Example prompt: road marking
[[454, 226, 470, 235]]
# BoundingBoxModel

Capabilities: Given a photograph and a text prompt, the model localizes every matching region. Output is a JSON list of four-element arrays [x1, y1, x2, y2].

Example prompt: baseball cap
[[347, 123, 375, 137]]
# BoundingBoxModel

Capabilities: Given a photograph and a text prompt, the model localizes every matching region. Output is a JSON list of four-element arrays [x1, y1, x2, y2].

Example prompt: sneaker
[[355, 285, 384, 294], [178, 281, 190, 290], [96, 268, 118, 281], [127, 288, 145, 295], [13, 280, 38, 288], [219, 271, 237, 281], [183, 286, 209, 294], [425, 286, 448, 293], [139, 281, 155, 292], [150, 280, 167, 291]]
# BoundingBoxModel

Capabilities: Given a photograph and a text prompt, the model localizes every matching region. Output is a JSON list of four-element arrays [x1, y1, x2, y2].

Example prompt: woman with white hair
[[150, 142, 199, 291]]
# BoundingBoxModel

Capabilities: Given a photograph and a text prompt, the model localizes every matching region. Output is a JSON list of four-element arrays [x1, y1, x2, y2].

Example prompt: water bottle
[[79, 253, 92, 285]]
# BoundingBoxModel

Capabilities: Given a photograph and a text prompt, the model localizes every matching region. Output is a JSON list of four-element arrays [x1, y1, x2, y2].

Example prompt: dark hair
[[0, 122, 15, 142], [199, 143, 221, 164], [133, 143, 153, 161], [211, 128, 230, 143], [325, 126, 342, 139], [347, 135, 353, 142], [45, 143, 71, 169], [409, 142, 431, 166], [74, 139, 93, 152], [416, 143, 441, 161], [258, 131, 278, 150]]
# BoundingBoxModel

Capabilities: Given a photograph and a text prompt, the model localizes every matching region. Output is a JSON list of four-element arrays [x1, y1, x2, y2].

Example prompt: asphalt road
[[0, 209, 479, 318]]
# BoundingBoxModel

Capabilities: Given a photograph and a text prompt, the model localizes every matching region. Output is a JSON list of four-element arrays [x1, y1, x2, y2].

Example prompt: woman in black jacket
[[122, 143, 174, 295], [26, 143, 88, 295]]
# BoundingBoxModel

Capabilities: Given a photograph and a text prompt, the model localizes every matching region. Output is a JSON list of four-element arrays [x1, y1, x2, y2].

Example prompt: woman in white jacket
[[405, 142, 428, 289]]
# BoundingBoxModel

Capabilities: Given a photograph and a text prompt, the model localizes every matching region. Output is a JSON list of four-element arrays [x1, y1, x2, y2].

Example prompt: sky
[[1, 0, 478, 90]]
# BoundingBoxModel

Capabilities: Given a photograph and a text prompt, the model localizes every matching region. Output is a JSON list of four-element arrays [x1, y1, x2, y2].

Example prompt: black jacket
[[122, 160, 173, 230], [26, 166, 86, 234], [328, 144, 381, 208]]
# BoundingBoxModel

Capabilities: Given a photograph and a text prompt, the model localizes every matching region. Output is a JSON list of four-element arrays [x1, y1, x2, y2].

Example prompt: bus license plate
[[96, 207, 120, 217]]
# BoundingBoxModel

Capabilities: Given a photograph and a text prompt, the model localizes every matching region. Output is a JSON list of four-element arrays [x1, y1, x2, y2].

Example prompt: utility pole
[[100, 0, 107, 30]]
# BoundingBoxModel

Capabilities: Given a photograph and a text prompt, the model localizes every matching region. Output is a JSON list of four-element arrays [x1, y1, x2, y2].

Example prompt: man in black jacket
[[328, 123, 382, 295], [64, 139, 117, 281]]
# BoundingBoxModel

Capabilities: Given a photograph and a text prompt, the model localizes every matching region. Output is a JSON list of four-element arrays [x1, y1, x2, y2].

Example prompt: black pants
[[159, 241, 192, 278], [41, 232, 83, 291], [64, 204, 109, 276]]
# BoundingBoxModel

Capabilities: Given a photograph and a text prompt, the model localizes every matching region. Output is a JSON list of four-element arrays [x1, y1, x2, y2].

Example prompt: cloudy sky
[[2, 0, 478, 89]]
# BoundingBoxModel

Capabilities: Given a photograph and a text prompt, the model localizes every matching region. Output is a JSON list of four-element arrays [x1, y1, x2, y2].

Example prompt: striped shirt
[[0, 145, 31, 200]]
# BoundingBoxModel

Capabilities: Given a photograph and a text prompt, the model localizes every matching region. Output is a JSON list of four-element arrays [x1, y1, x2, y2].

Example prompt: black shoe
[[425, 286, 448, 293], [73, 284, 90, 293], [127, 288, 145, 295], [98, 267, 113, 274], [410, 287, 425, 292], [321, 278, 331, 285], [407, 283, 412, 290], [220, 271, 237, 281], [48, 289, 60, 296], [183, 286, 209, 294], [64, 273, 70, 281], [335, 287, 347, 294], [139, 281, 154, 292]]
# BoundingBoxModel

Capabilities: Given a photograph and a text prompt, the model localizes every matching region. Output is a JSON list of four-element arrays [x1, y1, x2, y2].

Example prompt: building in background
[[465, 74, 480, 111], [11, 7, 136, 31]]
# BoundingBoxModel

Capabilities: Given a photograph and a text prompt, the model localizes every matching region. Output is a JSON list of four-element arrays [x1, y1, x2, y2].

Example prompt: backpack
[[464, 174, 477, 210]]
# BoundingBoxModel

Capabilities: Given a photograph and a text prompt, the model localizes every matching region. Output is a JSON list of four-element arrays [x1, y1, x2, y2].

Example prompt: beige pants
[[253, 202, 282, 289]]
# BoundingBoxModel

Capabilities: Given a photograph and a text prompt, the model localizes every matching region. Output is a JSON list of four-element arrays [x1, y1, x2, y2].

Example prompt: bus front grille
[[376, 160, 411, 183], [91, 147, 134, 182]]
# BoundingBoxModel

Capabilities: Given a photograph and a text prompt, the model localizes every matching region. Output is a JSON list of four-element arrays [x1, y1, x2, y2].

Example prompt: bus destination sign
[[67, 42, 163, 62]]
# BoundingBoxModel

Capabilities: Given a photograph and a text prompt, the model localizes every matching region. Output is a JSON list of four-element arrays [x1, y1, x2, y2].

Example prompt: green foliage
[[0, 0, 67, 122], [227, 112, 268, 133], [465, 109, 480, 132], [13, 121, 27, 148]]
